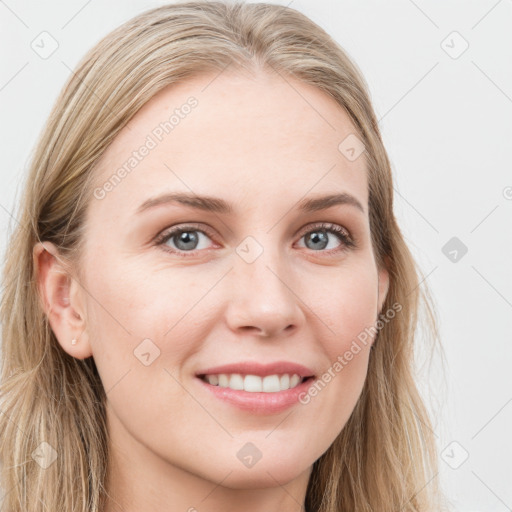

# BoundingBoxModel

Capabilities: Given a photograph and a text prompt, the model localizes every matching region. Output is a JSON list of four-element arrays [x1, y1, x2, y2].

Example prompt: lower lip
[[196, 376, 316, 414]]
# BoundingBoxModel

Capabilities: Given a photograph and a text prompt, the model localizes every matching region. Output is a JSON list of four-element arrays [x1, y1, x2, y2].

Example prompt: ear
[[377, 257, 390, 316], [33, 241, 92, 360]]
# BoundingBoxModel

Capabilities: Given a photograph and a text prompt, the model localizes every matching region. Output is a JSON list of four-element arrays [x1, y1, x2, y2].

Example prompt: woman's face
[[51, 69, 388, 493]]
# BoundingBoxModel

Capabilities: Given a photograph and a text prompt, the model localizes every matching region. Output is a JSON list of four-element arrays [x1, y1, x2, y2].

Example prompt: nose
[[224, 247, 305, 338]]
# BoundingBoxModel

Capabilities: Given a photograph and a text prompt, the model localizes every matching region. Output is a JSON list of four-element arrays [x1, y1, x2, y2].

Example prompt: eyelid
[[296, 222, 353, 243], [153, 222, 216, 246]]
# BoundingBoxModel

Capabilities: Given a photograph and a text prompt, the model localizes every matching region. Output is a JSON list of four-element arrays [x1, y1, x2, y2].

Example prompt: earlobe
[[33, 241, 93, 360]]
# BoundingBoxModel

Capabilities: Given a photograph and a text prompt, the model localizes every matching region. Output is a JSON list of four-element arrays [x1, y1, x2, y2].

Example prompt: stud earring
[[71, 338, 77, 346]]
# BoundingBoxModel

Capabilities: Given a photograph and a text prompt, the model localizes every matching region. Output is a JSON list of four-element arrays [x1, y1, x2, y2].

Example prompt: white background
[[1, 1, 511, 510]]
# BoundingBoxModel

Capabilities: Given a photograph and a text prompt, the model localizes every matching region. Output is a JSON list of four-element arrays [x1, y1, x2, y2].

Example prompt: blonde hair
[[0, 2, 448, 511]]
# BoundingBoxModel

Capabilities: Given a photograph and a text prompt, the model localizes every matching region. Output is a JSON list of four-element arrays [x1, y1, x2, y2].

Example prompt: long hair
[[0, 2, 448, 510]]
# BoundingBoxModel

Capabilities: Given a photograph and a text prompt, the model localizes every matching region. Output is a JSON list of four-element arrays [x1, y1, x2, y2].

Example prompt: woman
[[0, 2, 447, 511]]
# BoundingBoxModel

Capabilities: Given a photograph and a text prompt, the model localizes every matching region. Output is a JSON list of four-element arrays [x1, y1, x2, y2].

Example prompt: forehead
[[91, 69, 368, 218]]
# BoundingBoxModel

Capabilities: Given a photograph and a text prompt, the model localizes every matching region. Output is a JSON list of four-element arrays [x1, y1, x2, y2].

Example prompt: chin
[[195, 451, 313, 490], [218, 463, 310, 490]]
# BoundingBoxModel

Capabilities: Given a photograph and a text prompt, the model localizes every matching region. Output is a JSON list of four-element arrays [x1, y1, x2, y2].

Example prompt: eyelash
[[154, 222, 356, 258]]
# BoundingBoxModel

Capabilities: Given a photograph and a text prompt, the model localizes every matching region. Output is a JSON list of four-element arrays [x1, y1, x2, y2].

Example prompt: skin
[[34, 67, 389, 512]]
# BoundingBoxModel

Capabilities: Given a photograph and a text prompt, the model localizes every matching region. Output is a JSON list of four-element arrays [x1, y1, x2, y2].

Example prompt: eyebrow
[[135, 191, 365, 215]]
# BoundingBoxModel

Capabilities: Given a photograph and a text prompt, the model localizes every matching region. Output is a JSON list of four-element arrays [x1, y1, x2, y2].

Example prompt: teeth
[[289, 374, 301, 388], [262, 375, 280, 392], [230, 374, 244, 390], [204, 373, 305, 392], [244, 374, 262, 392]]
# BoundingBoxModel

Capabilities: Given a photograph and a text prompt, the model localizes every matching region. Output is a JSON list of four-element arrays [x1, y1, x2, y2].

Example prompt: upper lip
[[196, 361, 316, 378]]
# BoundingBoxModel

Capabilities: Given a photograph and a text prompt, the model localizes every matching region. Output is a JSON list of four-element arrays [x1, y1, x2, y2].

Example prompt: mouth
[[197, 373, 315, 393], [194, 361, 317, 413]]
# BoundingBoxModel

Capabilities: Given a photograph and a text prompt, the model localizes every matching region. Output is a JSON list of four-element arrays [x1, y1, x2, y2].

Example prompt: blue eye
[[297, 223, 355, 252], [155, 223, 215, 255], [154, 222, 355, 257]]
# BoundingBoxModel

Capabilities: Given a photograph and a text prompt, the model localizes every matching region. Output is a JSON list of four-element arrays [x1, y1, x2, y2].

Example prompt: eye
[[296, 222, 355, 254], [154, 223, 217, 256], [154, 222, 355, 257]]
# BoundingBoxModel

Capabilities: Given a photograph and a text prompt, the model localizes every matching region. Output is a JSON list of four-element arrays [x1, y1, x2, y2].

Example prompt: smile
[[199, 373, 305, 392]]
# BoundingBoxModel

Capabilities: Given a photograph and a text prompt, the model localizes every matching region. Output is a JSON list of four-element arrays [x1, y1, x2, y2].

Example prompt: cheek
[[83, 257, 211, 378], [302, 259, 378, 424], [83, 261, 203, 433], [313, 258, 379, 355]]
